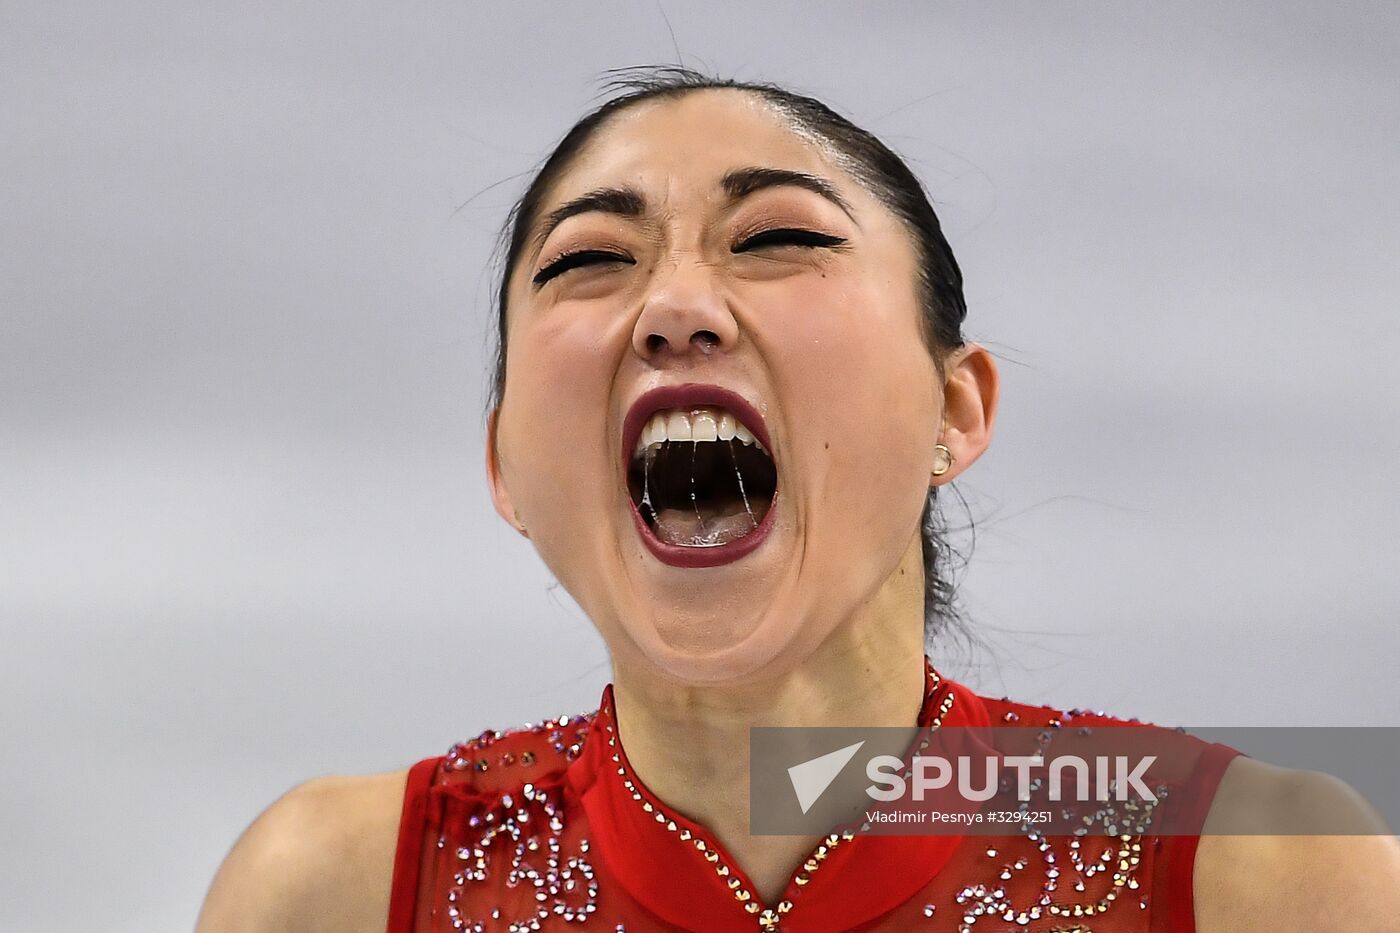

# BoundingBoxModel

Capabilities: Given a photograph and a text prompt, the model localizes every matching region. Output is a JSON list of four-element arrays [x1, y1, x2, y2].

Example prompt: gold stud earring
[[931, 443, 955, 477]]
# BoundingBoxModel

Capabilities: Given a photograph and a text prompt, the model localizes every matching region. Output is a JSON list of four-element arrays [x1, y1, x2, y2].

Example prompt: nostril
[[645, 333, 668, 354], [692, 330, 720, 351]]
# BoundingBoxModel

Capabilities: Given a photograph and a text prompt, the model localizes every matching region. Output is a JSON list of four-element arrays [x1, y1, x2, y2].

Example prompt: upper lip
[[621, 383, 774, 469]]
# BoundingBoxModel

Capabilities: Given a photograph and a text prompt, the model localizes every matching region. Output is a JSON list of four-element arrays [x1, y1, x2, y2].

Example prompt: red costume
[[388, 659, 1238, 932]]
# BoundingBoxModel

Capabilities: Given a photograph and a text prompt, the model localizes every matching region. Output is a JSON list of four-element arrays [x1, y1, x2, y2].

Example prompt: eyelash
[[532, 228, 848, 286], [532, 249, 633, 286], [733, 228, 847, 252]]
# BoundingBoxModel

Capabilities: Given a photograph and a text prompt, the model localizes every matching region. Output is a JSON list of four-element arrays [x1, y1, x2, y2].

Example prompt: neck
[[607, 542, 929, 904]]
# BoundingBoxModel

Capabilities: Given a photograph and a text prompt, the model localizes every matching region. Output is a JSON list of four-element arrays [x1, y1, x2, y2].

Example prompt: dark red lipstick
[[621, 384, 777, 568]]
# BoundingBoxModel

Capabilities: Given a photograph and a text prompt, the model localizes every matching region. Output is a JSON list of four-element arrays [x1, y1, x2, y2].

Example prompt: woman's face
[[490, 90, 948, 682]]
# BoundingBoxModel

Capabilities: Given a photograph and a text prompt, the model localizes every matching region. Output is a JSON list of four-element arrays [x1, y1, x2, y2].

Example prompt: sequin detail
[[437, 714, 597, 931], [605, 665, 956, 931], [945, 712, 1168, 932], [403, 669, 1219, 933]]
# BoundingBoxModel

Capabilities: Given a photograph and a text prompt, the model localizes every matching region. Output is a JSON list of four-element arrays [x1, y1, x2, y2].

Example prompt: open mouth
[[622, 386, 778, 567], [628, 407, 777, 545]]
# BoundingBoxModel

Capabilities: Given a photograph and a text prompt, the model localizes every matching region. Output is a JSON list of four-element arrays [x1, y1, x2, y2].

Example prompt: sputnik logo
[[787, 741, 865, 814]]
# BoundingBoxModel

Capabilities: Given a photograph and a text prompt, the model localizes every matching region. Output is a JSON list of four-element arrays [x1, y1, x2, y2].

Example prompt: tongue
[[652, 507, 758, 547]]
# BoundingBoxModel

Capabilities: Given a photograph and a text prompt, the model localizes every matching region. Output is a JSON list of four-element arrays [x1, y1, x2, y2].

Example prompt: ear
[[931, 342, 1000, 485], [485, 408, 528, 537]]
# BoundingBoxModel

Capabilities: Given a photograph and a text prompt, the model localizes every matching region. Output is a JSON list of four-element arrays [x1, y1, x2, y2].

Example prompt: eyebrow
[[720, 166, 855, 219], [530, 165, 855, 251], [532, 187, 645, 253]]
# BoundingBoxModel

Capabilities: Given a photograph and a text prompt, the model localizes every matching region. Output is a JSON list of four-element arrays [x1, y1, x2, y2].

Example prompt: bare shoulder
[[196, 768, 412, 933], [1193, 756, 1400, 932]]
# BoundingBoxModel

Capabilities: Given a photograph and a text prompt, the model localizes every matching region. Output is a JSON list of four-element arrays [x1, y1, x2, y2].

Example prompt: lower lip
[[627, 494, 777, 568]]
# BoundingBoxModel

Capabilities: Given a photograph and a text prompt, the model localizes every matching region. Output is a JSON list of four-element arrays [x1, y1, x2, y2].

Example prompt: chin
[[618, 595, 825, 686]]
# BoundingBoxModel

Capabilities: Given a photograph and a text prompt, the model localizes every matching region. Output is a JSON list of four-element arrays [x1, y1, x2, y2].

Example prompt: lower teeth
[[651, 509, 759, 547]]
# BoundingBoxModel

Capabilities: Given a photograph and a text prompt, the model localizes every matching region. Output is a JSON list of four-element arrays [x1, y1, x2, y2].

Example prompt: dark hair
[[488, 67, 973, 649]]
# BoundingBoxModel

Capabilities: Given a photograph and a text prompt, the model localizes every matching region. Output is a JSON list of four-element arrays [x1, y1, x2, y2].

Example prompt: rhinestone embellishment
[[607, 664, 953, 931]]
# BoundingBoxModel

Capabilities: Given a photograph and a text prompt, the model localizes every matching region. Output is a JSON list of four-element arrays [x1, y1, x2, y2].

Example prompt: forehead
[[546, 89, 857, 205]]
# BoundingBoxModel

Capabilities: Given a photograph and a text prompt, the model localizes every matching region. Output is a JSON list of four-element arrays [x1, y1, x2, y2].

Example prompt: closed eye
[[733, 228, 848, 252], [533, 249, 634, 286]]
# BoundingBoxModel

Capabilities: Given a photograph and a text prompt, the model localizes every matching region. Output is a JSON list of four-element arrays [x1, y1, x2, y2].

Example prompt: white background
[[3, 3, 1397, 930]]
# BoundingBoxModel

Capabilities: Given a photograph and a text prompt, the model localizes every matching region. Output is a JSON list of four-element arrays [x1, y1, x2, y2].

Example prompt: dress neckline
[[567, 655, 992, 931]]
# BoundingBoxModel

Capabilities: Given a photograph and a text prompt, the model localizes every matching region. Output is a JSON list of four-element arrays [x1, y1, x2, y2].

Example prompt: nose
[[631, 259, 740, 363]]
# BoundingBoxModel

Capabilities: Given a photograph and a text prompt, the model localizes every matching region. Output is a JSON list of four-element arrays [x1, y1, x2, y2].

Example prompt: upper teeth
[[634, 407, 764, 456]]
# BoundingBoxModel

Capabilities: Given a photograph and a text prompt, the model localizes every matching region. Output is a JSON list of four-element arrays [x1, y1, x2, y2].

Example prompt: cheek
[[775, 275, 936, 439], [499, 310, 626, 534], [763, 275, 939, 527]]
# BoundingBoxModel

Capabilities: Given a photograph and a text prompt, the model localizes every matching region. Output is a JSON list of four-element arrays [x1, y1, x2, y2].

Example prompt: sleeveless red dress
[[386, 660, 1239, 933]]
